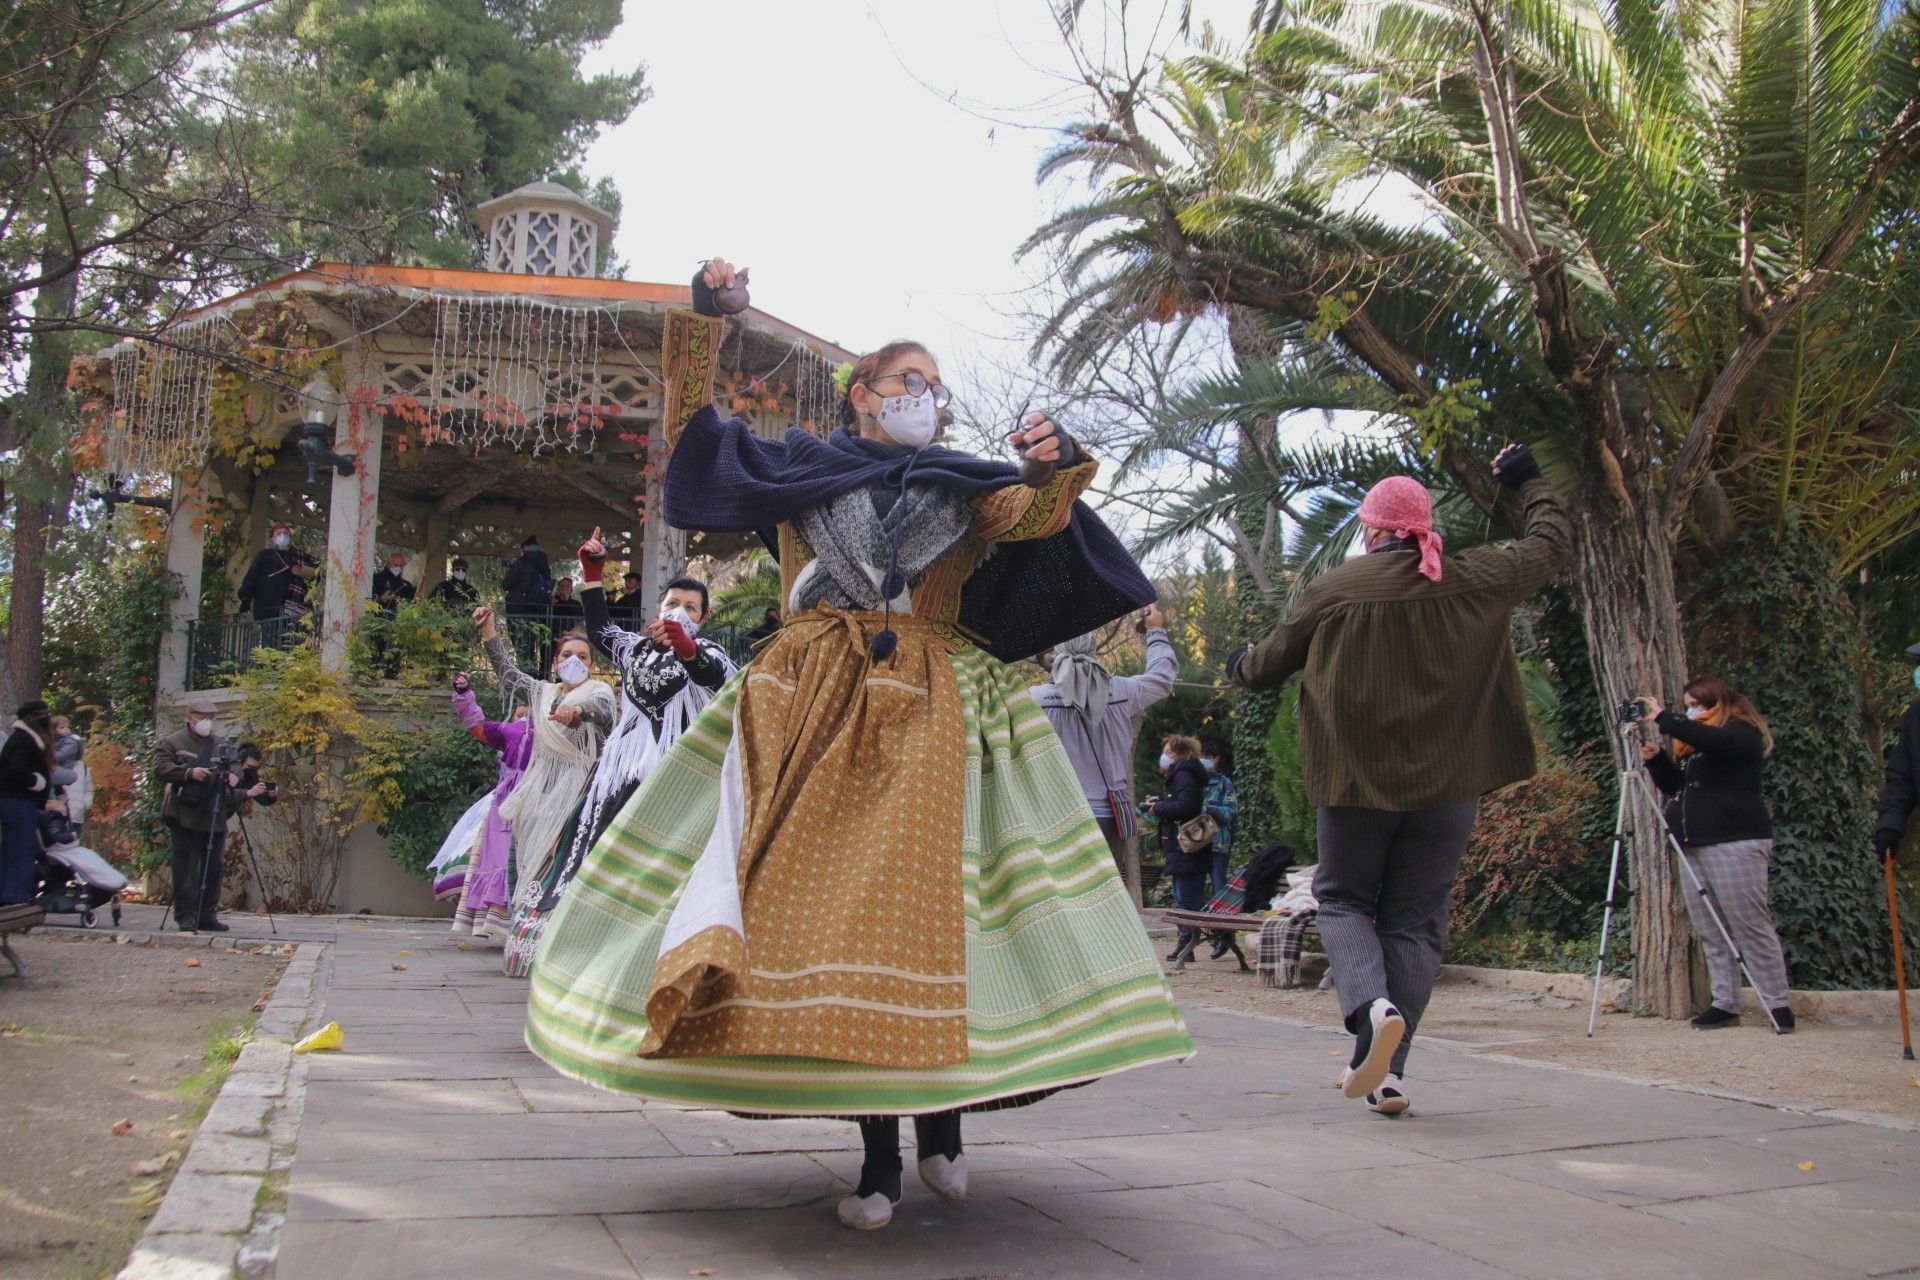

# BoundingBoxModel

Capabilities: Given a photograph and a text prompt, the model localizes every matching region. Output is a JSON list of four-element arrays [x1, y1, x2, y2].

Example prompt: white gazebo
[[77, 181, 855, 696]]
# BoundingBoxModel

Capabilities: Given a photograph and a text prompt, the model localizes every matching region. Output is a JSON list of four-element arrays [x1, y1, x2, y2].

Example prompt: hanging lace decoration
[[423, 296, 613, 455], [103, 316, 227, 477]]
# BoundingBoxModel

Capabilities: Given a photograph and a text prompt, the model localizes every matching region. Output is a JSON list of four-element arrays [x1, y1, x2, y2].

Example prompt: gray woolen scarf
[[1050, 633, 1111, 735], [792, 483, 975, 613]]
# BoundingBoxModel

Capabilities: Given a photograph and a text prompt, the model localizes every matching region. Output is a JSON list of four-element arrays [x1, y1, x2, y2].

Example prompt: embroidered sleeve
[[661, 309, 725, 448], [969, 458, 1097, 543], [483, 634, 541, 705]]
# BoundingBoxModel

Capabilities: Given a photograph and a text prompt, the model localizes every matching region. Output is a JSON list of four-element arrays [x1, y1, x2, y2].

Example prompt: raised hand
[[1140, 603, 1166, 631], [579, 526, 606, 563], [1009, 412, 1064, 464], [471, 606, 497, 641]]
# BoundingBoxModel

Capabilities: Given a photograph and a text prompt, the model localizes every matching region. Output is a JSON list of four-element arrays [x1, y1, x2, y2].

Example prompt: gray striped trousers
[[1680, 838, 1791, 1011]]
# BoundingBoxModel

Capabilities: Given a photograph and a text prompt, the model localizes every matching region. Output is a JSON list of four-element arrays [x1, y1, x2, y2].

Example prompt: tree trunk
[[8, 247, 78, 704], [1565, 498, 1702, 1017], [1225, 306, 1288, 849]]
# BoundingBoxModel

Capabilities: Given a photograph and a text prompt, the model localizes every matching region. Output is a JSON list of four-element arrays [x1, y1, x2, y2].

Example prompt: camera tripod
[[163, 766, 278, 936], [1587, 724, 1785, 1035]]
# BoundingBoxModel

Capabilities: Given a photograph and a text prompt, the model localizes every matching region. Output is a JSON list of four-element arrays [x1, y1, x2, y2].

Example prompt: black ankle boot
[[1690, 1005, 1740, 1029], [855, 1118, 903, 1202]]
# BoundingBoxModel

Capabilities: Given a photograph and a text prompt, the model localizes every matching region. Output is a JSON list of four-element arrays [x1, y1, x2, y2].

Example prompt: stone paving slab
[[262, 917, 1920, 1279]]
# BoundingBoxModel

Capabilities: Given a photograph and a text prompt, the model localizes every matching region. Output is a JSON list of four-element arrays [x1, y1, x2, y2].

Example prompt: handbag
[[1176, 811, 1219, 855]]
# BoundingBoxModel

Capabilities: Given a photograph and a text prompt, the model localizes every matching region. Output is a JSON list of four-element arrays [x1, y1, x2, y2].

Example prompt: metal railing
[[185, 613, 323, 689], [181, 607, 753, 691], [500, 604, 752, 669]]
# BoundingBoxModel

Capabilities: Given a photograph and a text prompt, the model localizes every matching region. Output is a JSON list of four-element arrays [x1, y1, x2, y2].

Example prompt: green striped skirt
[[524, 645, 1193, 1115]]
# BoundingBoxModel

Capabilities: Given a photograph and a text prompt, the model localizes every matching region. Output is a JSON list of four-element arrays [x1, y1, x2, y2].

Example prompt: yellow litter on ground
[[294, 1022, 344, 1053]]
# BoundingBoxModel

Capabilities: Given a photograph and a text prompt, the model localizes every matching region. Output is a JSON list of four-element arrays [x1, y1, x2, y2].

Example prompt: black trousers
[[167, 819, 225, 927]]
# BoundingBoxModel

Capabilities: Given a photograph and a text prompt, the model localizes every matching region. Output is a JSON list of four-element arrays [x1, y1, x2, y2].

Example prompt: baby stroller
[[36, 808, 125, 929]]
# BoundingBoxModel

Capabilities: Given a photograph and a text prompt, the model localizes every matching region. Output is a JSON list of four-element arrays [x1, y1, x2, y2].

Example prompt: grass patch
[[174, 1014, 257, 1121]]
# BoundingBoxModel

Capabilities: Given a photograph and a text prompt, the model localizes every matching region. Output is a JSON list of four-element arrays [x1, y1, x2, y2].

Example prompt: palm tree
[[1033, 0, 1920, 1014]]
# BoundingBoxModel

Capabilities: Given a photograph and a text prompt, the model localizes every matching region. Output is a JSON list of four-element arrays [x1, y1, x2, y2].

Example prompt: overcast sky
[[583, 0, 1245, 383]]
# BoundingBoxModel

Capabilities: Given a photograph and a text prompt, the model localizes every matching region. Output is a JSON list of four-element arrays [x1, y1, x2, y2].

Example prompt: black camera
[[1616, 698, 1648, 724]]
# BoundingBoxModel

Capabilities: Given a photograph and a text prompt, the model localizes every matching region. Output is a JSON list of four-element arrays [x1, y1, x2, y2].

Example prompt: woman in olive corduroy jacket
[[1228, 444, 1571, 1110]]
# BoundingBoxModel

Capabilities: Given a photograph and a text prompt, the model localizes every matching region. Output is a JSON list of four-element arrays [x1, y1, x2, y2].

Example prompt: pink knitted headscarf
[[1357, 476, 1444, 581]]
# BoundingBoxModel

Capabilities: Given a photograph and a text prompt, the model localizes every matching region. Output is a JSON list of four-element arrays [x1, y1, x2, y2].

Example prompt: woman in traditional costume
[[526, 260, 1192, 1231], [442, 675, 533, 942], [501, 551, 735, 975], [470, 610, 616, 966]]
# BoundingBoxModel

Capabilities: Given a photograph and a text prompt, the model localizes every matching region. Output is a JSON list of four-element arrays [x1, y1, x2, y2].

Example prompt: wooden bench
[[0, 901, 45, 979], [1158, 908, 1267, 972]]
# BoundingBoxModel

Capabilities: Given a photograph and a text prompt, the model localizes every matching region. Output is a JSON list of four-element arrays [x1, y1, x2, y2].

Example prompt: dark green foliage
[[379, 722, 498, 879], [41, 527, 181, 873], [1262, 686, 1316, 862], [1686, 521, 1888, 988], [226, 0, 646, 267]]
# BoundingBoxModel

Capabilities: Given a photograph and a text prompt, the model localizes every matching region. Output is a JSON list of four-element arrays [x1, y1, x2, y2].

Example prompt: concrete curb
[[115, 938, 332, 1280]]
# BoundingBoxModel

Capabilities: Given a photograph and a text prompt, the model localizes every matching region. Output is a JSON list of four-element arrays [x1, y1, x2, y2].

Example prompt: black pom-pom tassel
[[880, 569, 906, 600], [870, 629, 898, 660]]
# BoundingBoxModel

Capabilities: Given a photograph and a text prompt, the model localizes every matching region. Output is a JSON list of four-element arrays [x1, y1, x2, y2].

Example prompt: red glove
[[578, 526, 606, 585], [658, 618, 697, 661]]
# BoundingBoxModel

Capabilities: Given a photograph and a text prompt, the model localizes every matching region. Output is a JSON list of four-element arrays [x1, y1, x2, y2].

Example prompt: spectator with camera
[[1227, 443, 1570, 1113], [153, 699, 268, 933], [1639, 678, 1793, 1031]]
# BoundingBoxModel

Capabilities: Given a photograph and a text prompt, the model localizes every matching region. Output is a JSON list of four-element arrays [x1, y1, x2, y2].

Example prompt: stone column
[[157, 468, 211, 695], [418, 510, 451, 597], [317, 379, 382, 671]]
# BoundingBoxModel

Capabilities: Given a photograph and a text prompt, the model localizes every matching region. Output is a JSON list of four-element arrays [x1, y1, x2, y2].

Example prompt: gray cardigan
[[1030, 627, 1178, 811]]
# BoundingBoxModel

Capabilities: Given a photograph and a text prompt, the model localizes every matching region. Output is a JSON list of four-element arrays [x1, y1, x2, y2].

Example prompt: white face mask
[[555, 655, 589, 687], [1158, 751, 1175, 771], [1686, 706, 1709, 721], [875, 388, 938, 449], [192, 719, 214, 737], [661, 604, 701, 637], [272, 533, 291, 550], [453, 570, 467, 581]]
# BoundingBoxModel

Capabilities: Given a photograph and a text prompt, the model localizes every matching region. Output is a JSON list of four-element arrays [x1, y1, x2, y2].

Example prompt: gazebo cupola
[[476, 180, 614, 279]]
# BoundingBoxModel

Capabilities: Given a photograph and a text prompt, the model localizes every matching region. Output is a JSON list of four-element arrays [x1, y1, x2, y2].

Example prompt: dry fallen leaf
[[170, 1129, 192, 1141], [395, 950, 411, 957], [456, 940, 473, 951], [1908, 1077, 1920, 1089], [1796, 1160, 1816, 1172], [392, 963, 408, 971], [252, 996, 271, 1013], [182, 957, 202, 968], [111, 1119, 134, 1136], [127, 1155, 174, 1176], [690, 1271, 714, 1277]]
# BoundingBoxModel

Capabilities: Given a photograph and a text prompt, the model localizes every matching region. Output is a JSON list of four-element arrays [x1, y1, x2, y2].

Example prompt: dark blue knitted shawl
[[662, 407, 1153, 662]]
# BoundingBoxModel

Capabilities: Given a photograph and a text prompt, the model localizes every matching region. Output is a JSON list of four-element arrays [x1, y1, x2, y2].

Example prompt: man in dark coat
[[236, 522, 317, 642], [551, 577, 585, 623], [0, 701, 55, 905], [370, 552, 416, 611], [428, 557, 479, 610], [152, 698, 247, 931], [501, 536, 554, 667], [1875, 640, 1920, 863], [1229, 444, 1570, 1109], [613, 571, 647, 623]]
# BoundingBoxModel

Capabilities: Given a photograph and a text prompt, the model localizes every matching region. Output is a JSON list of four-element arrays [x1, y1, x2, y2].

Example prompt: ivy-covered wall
[[1685, 521, 1889, 989]]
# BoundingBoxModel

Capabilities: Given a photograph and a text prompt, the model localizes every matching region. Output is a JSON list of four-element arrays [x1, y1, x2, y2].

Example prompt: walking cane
[[1885, 850, 1914, 1061]]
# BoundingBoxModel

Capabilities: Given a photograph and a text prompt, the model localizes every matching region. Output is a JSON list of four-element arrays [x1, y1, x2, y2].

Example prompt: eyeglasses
[[863, 369, 952, 408]]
